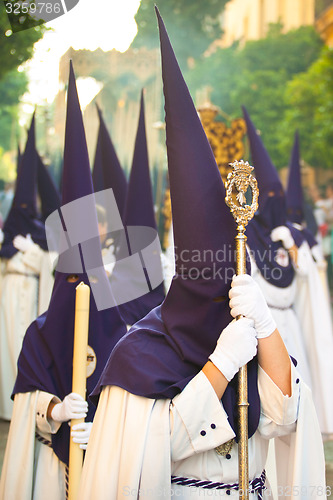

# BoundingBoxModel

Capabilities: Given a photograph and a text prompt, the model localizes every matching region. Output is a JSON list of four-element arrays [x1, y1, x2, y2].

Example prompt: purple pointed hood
[[37, 154, 61, 221], [92, 105, 127, 217], [242, 107, 294, 287], [286, 131, 317, 248], [92, 8, 260, 441], [13, 61, 127, 467], [0, 113, 47, 258], [286, 131, 302, 224], [115, 90, 165, 325], [242, 106, 286, 228]]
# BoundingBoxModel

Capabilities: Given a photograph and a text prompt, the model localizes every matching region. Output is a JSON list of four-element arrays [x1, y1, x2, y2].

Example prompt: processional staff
[[225, 160, 259, 500], [68, 282, 90, 500]]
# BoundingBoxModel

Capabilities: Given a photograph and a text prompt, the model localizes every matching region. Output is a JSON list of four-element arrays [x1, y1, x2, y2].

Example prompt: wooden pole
[[68, 282, 90, 500]]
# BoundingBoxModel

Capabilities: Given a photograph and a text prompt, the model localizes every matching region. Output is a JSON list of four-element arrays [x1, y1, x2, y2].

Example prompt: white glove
[[51, 393, 88, 422], [71, 421, 93, 450], [0, 228, 4, 244], [13, 233, 34, 253], [209, 317, 257, 381], [270, 226, 295, 250], [229, 274, 276, 338]]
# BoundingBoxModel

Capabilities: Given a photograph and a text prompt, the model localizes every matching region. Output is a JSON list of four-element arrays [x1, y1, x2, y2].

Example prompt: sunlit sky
[[21, 0, 141, 116]]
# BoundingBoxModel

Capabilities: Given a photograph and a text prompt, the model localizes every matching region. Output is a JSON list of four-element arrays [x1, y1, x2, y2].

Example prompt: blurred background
[[1, 0, 333, 486], [0, 0, 333, 247]]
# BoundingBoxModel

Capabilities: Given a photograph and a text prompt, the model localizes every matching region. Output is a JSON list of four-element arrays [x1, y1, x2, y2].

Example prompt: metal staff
[[68, 282, 90, 500], [225, 160, 259, 500]]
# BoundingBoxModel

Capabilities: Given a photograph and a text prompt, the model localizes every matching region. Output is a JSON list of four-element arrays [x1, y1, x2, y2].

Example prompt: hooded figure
[[110, 90, 165, 326], [37, 154, 61, 222], [77, 9, 325, 500], [0, 114, 55, 421], [92, 104, 128, 265], [285, 131, 318, 248], [242, 107, 313, 390], [0, 114, 47, 259], [92, 104, 127, 217], [285, 133, 333, 437], [0, 61, 127, 500]]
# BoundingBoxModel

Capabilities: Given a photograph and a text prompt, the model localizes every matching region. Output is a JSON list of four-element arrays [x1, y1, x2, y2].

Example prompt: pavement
[[0, 418, 332, 490]]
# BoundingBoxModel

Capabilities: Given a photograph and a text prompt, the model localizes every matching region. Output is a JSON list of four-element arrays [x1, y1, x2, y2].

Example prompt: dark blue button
[[211, 423, 216, 429], [226, 453, 231, 460], [226, 490, 231, 495], [200, 430, 206, 436], [296, 378, 300, 384]]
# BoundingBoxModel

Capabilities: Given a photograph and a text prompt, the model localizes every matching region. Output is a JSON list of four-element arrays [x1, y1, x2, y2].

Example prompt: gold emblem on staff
[[224, 159, 259, 500], [225, 160, 258, 230]]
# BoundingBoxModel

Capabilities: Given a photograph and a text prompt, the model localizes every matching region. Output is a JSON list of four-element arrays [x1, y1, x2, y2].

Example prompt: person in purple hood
[[78, 8, 325, 500], [0, 114, 56, 421], [0, 62, 127, 500]]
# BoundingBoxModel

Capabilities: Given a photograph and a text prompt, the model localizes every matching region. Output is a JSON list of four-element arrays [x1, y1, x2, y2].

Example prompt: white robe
[[78, 363, 325, 499], [0, 391, 66, 500], [293, 241, 333, 436], [0, 245, 55, 420], [249, 252, 312, 389]]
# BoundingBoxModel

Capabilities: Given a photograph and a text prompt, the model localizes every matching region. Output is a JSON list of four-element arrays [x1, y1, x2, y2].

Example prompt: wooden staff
[[68, 282, 90, 500], [225, 160, 258, 500]]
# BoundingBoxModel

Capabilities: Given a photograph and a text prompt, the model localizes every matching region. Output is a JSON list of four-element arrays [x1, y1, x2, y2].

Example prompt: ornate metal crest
[[215, 438, 234, 457], [225, 160, 259, 229]]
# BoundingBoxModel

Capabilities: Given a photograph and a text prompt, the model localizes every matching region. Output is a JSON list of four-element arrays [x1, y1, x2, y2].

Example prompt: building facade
[[220, 0, 315, 47]]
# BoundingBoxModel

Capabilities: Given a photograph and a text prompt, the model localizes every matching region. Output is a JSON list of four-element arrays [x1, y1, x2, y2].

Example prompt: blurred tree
[[0, 4, 46, 81], [186, 24, 323, 167], [131, 0, 230, 69], [0, 69, 28, 151], [280, 47, 333, 169], [0, 3, 46, 177]]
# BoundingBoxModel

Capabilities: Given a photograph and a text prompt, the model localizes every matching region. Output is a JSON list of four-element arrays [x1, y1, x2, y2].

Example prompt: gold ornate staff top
[[225, 159, 258, 500]]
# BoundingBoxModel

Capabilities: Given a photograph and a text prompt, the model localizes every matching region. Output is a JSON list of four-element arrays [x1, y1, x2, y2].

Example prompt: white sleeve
[[170, 371, 235, 461], [258, 362, 300, 439], [36, 391, 61, 435]]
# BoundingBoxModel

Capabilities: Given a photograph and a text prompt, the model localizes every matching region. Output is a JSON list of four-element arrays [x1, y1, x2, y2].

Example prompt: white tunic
[[78, 363, 325, 500], [0, 245, 55, 420], [0, 390, 66, 500], [293, 241, 333, 436], [249, 253, 312, 389]]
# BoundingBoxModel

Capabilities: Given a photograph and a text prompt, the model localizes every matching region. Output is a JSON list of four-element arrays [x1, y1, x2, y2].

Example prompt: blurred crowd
[[307, 180, 333, 295]]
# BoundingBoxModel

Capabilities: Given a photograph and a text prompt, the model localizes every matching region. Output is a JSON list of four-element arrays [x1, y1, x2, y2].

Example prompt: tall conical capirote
[[13, 60, 127, 467], [242, 106, 295, 287], [91, 7, 260, 441], [286, 131, 303, 225], [92, 104, 127, 217], [285, 131, 317, 248], [0, 113, 47, 258], [242, 106, 287, 229], [37, 154, 61, 221], [114, 90, 165, 325]]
